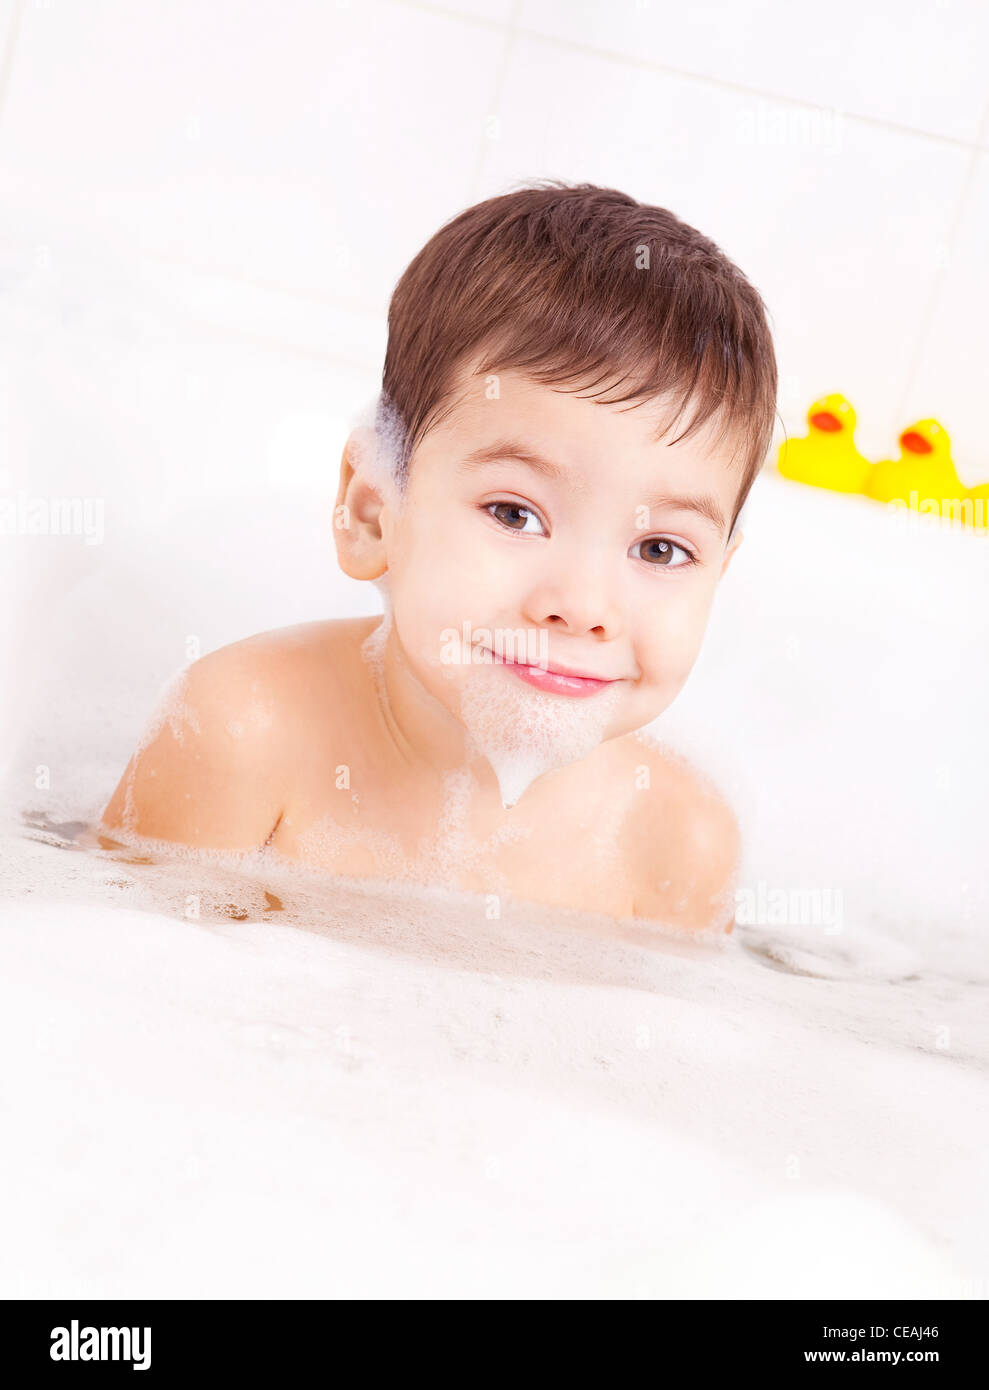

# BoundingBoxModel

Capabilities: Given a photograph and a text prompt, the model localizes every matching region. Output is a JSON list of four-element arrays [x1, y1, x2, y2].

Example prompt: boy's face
[[358, 362, 744, 751]]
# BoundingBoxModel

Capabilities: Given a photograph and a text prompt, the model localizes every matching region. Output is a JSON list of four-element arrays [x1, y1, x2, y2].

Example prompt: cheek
[[393, 510, 512, 624], [636, 580, 718, 680], [385, 517, 493, 677]]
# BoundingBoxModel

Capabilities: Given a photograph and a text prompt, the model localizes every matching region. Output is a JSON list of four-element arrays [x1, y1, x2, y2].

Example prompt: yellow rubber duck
[[777, 394, 872, 493], [866, 422, 966, 517]]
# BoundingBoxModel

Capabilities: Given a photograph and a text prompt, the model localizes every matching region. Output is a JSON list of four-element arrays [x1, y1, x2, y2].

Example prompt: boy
[[99, 181, 777, 932]]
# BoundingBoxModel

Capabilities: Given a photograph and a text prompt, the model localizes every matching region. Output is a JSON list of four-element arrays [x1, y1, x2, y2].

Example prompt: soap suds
[[457, 667, 624, 808], [0, 819, 984, 1298], [347, 389, 408, 512], [112, 666, 201, 836]]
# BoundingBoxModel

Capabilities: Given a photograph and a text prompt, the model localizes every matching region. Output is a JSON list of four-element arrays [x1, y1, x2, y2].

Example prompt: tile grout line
[[389, 0, 989, 155]]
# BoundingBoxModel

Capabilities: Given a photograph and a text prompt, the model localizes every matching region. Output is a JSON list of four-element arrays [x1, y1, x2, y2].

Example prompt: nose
[[521, 542, 625, 639]]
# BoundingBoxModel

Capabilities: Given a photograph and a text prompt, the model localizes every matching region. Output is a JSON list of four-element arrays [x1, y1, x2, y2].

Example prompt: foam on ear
[[347, 390, 408, 511], [456, 668, 624, 809], [729, 498, 748, 544]]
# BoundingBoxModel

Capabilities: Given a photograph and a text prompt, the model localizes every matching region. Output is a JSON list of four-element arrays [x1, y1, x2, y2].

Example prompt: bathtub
[[2, 420, 987, 1297]]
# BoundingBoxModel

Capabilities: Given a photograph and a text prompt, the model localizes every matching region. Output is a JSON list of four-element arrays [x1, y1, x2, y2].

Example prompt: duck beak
[[900, 430, 933, 455], [810, 411, 842, 432]]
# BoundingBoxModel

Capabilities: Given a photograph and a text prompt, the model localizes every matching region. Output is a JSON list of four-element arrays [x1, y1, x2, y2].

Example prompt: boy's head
[[336, 181, 777, 764]]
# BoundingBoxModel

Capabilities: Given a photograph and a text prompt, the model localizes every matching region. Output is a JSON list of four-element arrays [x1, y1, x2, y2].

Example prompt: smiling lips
[[482, 649, 620, 697]]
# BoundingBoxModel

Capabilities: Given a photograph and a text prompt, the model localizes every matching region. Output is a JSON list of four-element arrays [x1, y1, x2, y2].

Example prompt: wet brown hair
[[380, 179, 777, 533]]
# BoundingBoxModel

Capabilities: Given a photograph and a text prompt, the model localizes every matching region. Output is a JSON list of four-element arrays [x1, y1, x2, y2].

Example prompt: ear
[[332, 429, 390, 581], [719, 528, 743, 579]]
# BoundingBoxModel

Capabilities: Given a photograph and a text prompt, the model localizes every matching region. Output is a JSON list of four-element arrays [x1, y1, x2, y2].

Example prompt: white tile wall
[[0, 0, 509, 303], [520, 0, 989, 144], [901, 151, 989, 483], [477, 31, 975, 464], [0, 0, 986, 504]]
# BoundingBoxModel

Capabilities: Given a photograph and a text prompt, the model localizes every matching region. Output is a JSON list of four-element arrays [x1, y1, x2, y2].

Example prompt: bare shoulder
[[615, 733, 741, 933], [97, 619, 363, 852], [191, 616, 375, 684]]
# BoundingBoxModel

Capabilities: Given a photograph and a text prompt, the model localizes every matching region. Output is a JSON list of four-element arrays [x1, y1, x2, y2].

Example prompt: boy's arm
[[98, 645, 285, 852]]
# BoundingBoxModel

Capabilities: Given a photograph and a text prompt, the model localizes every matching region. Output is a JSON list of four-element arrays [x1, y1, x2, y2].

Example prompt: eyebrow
[[459, 441, 567, 482], [457, 439, 729, 535]]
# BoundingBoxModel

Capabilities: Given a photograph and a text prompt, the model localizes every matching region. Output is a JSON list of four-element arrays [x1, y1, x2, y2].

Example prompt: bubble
[[107, 665, 201, 837], [294, 809, 409, 881], [457, 667, 624, 809], [359, 609, 390, 691], [358, 613, 626, 811], [347, 389, 407, 513]]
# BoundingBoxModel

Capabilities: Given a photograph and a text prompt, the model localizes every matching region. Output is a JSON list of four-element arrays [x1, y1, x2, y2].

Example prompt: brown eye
[[634, 537, 693, 568], [486, 502, 545, 534]]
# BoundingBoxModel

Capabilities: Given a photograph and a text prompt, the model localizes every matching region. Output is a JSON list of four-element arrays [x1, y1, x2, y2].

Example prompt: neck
[[361, 611, 506, 804]]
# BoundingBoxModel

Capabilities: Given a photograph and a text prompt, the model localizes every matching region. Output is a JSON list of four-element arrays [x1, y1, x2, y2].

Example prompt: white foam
[[346, 389, 408, 512], [358, 606, 390, 689], [106, 664, 200, 837], [356, 599, 625, 812], [457, 666, 624, 808], [0, 833, 984, 1297]]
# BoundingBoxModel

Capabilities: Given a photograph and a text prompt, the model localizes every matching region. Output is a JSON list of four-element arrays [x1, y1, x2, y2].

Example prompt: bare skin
[[100, 362, 746, 932], [99, 616, 739, 927]]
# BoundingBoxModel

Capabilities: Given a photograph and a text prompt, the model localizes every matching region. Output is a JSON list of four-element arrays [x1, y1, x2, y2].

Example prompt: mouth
[[481, 649, 621, 698]]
